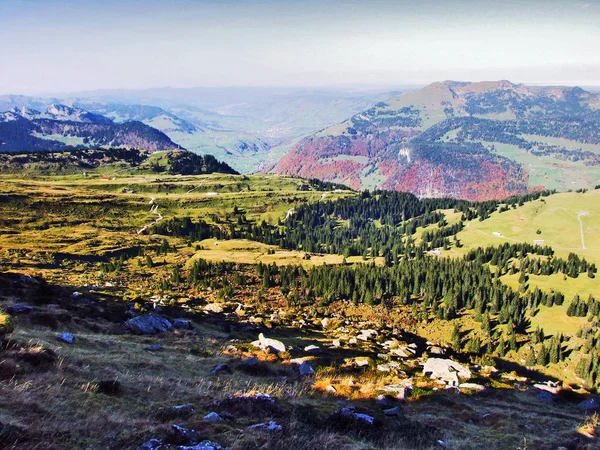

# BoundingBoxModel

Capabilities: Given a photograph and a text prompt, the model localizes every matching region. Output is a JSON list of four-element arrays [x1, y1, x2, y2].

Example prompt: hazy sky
[[1, 0, 599, 94]]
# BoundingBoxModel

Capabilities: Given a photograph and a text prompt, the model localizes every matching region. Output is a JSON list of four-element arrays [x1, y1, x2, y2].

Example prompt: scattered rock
[[423, 358, 471, 387], [376, 395, 397, 409], [326, 385, 337, 394], [534, 381, 561, 395], [173, 318, 193, 329], [537, 390, 555, 403], [459, 383, 486, 392], [57, 332, 74, 344], [377, 362, 401, 372], [354, 357, 371, 367], [304, 345, 320, 355], [298, 361, 315, 377], [166, 424, 201, 446], [124, 314, 172, 335], [383, 406, 404, 417], [248, 420, 283, 432], [251, 333, 286, 353], [428, 345, 446, 356], [203, 412, 224, 423], [145, 344, 164, 352], [204, 303, 224, 313], [137, 438, 163, 450], [332, 339, 341, 348], [579, 397, 600, 412], [211, 364, 233, 376], [156, 403, 196, 421], [207, 393, 277, 417], [328, 406, 378, 431], [6, 304, 33, 315]]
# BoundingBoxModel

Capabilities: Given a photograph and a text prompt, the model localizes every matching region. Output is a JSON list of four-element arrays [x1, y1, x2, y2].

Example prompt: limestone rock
[[251, 333, 286, 353], [423, 358, 471, 387]]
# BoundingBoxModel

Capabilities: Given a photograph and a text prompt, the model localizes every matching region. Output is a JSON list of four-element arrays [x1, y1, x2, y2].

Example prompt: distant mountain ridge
[[274, 80, 600, 200], [0, 104, 182, 152], [0, 87, 404, 173]]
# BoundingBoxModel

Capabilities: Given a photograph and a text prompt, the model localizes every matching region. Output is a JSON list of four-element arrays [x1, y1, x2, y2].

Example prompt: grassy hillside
[[453, 190, 600, 266], [1, 172, 599, 449]]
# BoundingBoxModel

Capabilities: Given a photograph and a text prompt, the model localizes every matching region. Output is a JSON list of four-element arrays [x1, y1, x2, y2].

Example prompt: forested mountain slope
[[275, 81, 600, 199], [0, 105, 182, 152]]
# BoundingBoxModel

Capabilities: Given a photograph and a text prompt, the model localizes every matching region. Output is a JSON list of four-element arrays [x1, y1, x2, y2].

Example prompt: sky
[[1, 0, 599, 94]]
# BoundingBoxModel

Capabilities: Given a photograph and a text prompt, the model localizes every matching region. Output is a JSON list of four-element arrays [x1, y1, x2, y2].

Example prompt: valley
[[0, 153, 599, 449]]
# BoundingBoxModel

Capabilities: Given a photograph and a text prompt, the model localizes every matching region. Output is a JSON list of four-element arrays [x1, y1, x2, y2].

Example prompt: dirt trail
[[137, 198, 163, 234], [186, 177, 212, 194], [578, 211, 589, 250]]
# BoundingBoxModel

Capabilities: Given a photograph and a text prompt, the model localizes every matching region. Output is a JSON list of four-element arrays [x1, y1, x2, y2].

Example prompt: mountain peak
[[42, 104, 113, 124]]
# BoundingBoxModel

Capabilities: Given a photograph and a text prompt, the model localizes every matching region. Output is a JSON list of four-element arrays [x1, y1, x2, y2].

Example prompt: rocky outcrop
[[124, 314, 172, 335], [423, 358, 471, 387]]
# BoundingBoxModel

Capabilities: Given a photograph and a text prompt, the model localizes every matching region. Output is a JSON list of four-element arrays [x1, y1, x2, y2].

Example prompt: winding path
[[137, 198, 163, 234], [186, 176, 212, 194]]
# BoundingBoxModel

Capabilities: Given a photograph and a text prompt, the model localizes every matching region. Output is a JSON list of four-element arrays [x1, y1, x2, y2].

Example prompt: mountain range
[[274, 80, 600, 200], [1, 81, 600, 200], [0, 104, 181, 152], [0, 88, 402, 172]]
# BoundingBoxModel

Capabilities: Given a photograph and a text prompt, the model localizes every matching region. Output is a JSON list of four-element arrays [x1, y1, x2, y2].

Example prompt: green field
[[453, 190, 600, 266]]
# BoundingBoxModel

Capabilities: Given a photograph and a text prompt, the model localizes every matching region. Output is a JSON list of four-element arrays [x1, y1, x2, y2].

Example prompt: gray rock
[[203, 412, 224, 423], [124, 314, 172, 335], [241, 357, 259, 366], [211, 364, 232, 376], [383, 406, 404, 417], [156, 403, 195, 420], [331, 406, 376, 426], [423, 358, 471, 387], [6, 304, 33, 314], [251, 333, 286, 353], [579, 397, 600, 412], [173, 318, 193, 329], [145, 344, 164, 352], [376, 395, 397, 409], [168, 424, 201, 446], [304, 345, 320, 355], [298, 361, 315, 377], [248, 420, 283, 432], [57, 332, 74, 344], [179, 441, 223, 450], [137, 438, 163, 450], [459, 383, 486, 392], [537, 390, 554, 403]]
